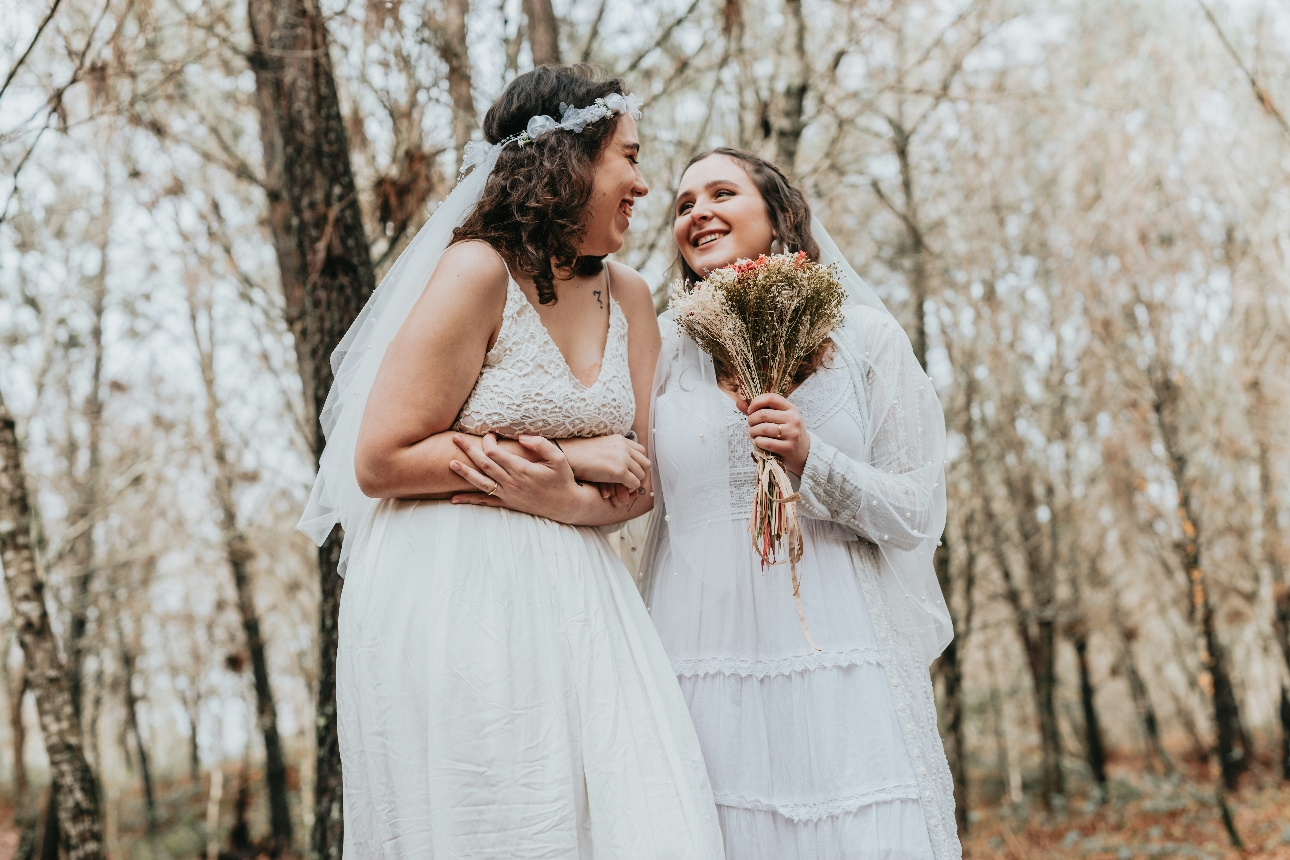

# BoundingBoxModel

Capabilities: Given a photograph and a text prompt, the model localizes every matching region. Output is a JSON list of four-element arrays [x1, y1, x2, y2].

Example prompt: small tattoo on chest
[[593, 289, 603, 309]]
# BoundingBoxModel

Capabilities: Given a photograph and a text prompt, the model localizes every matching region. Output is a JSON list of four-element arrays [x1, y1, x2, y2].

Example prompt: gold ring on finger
[[487, 483, 499, 496], [774, 424, 782, 438]]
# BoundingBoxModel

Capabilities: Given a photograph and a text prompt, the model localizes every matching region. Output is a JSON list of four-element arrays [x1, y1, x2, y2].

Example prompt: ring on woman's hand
[[773, 424, 782, 438], [486, 483, 499, 496]]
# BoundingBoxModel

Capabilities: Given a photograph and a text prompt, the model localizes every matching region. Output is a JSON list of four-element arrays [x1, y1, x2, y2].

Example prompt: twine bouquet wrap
[[669, 252, 846, 649]]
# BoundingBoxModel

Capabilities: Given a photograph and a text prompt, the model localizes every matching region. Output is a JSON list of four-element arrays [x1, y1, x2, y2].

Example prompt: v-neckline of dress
[[510, 276, 617, 391]]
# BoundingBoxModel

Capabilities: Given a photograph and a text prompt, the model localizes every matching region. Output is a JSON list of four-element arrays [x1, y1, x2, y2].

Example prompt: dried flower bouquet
[[669, 252, 846, 649]]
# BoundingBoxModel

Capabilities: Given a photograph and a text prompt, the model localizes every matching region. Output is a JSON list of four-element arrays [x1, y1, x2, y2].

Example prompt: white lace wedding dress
[[336, 274, 725, 859], [644, 306, 960, 859]]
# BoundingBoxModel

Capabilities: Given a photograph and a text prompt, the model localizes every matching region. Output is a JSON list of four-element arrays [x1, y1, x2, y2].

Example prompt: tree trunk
[[1151, 372, 1247, 790], [1116, 621, 1173, 773], [772, 0, 807, 172], [523, 0, 560, 65], [7, 657, 29, 811], [39, 790, 59, 860], [205, 766, 224, 860], [1255, 439, 1290, 704], [1071, 626, 1107, 791], [246, 0, 377, 854], [1032, 622, 1062, 804], [312, 535, 345, 859], [1281, 684, 1290, 782], [0, 391, 105, 860], [890, 122, 929, 371], [440, 0, 476, 170], [118, 635, 157, 833], [933, 512, 968, 832], [188, 297, 293, 854], [980, 458, 1063, 807], [67, 231, 108, 726], [937, 623, 968, 832], [1007, 466, 1063, 806]]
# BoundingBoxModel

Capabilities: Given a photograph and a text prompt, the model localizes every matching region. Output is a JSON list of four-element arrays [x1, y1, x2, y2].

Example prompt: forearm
[[359, 431, 534, 499], [561, 484, 655, 527], [797, 433, 932, 550]]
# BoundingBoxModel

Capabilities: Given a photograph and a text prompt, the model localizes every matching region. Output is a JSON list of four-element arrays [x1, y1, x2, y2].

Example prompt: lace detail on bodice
[[455, 276, 635, 438]]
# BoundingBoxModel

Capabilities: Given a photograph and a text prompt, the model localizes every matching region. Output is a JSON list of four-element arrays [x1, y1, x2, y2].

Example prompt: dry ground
[[963, 775, 1290, 860], [0, 769, 1285, 859]]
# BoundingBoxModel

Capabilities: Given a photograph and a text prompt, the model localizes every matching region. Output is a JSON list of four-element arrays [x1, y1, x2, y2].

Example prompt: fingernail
[[450, 461, 460, 471]]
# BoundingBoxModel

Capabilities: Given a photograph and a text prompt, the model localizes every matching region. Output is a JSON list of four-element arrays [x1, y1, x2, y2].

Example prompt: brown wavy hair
[[675, 148, 831, 387], [452, 65, 628, 305]]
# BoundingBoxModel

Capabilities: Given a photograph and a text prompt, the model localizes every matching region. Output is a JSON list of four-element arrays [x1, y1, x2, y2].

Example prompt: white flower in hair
[[526, 114, 560, 140], [558, 101, 610, 133], [602, 92, 643, 118], [460, 92, 643, 173]]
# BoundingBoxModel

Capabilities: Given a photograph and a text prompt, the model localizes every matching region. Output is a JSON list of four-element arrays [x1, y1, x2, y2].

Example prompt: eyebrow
[[675, 177, 741, 202], [624, 142, 640, 153]]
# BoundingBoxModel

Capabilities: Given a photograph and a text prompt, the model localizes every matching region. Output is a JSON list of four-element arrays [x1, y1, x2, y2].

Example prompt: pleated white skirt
[[649, 518, 936, 859], [337, 500, 724, 859]]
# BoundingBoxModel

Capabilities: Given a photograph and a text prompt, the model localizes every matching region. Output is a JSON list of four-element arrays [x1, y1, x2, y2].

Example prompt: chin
[[581, 235, 621, 258], [692, 252, 736, 274]]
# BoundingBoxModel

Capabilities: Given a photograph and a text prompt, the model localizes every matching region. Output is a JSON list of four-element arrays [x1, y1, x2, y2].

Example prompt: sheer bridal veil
[[295, 142, 505, 576]]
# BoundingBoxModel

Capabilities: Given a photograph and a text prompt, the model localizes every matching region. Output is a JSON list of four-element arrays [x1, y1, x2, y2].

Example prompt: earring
[[770, 236, 783, 255]]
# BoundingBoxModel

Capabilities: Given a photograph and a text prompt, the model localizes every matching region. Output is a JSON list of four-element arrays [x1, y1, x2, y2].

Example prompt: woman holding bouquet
[[298, 66, 723, 859], [641, 149, 961, 859]]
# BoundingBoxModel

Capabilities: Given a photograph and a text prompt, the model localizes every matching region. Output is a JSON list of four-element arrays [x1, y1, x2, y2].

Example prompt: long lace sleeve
[[796, 311, 945, 552]]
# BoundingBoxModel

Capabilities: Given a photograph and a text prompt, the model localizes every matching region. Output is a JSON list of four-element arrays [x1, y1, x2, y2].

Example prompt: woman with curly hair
[[300, 66, 723, 858]]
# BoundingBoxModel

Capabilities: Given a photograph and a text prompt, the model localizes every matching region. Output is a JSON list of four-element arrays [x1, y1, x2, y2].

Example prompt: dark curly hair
[[675, 148, 831, 387], [452, 65, 629, 305]]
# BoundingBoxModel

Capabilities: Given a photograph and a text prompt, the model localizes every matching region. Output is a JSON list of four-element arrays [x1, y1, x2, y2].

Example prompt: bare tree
[[187, 288, 294, 853], [245, 0, 380, 852], [0, 390, 105, 860], [524, 0, 561, 65], [116, 621, 157, 834], [432, 0, 477, 170]]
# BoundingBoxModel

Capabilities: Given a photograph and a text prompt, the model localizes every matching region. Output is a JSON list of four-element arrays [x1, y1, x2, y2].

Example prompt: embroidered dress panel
[[455, 276, 635, 438]]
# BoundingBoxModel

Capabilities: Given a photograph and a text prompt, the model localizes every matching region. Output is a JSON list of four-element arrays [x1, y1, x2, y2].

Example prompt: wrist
[[551, 438, 584, 485], [561, 483, 602, 525]]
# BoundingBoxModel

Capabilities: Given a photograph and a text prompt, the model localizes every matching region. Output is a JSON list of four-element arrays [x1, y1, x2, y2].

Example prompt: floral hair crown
[[460, 92, 643, 177]]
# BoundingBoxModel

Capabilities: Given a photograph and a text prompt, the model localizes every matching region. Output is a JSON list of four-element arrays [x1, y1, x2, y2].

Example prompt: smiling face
[[673, 154, 776, 276], [579, 115, 650, 257]]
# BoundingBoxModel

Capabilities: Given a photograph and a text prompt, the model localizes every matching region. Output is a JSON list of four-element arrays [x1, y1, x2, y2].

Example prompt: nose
[[688, 199, 712, 228], [632, 171, 649, 199]]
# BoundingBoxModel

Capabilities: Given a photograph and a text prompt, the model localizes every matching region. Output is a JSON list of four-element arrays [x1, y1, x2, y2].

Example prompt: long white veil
[[642, 216, 952, 666], [296, 143, 504, 575], [811, 216, 953, 666]]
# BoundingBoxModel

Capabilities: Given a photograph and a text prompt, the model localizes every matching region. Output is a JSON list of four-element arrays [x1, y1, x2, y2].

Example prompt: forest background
[[1, 0, 1289, 857]]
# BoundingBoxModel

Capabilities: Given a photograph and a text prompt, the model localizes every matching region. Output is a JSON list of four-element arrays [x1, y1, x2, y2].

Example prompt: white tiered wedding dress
[[644, 305, 960, 860], [336, 273, 725, 859]]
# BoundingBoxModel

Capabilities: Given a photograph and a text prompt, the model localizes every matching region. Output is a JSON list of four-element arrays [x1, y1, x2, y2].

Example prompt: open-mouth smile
[[692, 229, 727, 248]]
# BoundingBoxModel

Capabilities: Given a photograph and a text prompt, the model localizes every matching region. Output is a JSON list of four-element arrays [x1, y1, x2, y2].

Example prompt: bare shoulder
[[606, 261, 657, 320], [430, 240, 510, 303]]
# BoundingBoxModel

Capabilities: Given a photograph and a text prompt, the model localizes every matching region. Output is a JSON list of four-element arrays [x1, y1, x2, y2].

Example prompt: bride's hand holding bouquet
[[743, 393, 809, 476], [669, 251, 846, 648]]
